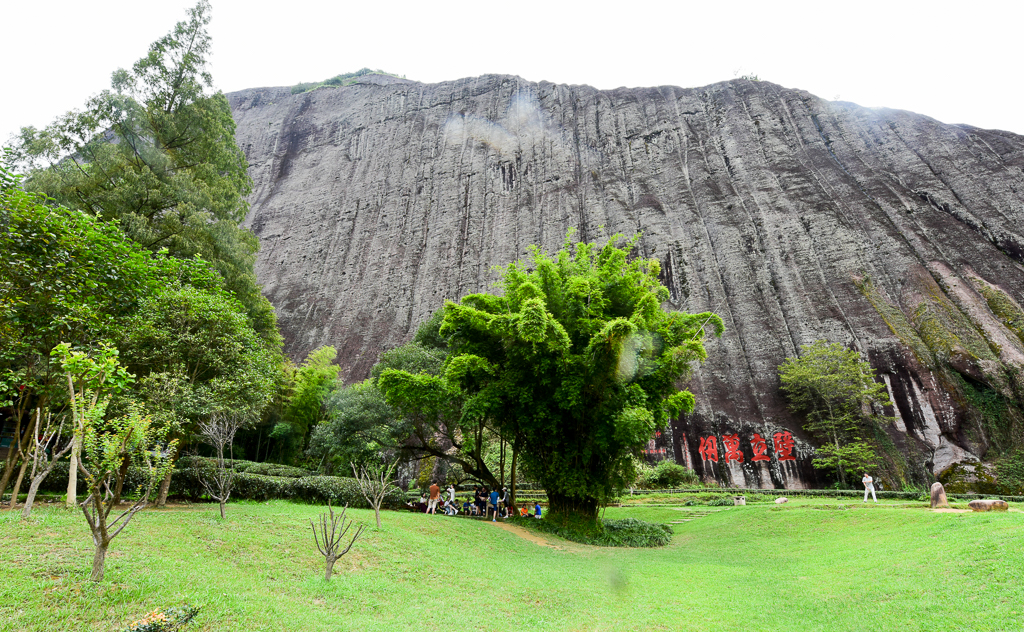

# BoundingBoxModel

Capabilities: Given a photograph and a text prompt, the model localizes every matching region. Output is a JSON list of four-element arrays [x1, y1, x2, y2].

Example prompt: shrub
[[649, 461, 699, 488], [521, 514, 672, 547]]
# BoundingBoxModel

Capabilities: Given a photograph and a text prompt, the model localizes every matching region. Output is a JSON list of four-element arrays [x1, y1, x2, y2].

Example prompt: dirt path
[[489, 520, 591, 552]]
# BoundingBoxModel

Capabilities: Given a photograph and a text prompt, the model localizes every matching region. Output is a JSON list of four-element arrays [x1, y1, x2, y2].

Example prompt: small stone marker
[[733, 496, 746, 506], [775, 497, 788, 504], [930, 482, 949, 509], [968, 499, 1009, 512]]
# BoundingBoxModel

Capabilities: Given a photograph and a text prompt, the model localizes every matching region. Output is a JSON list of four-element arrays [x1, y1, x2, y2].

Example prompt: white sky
[[3, 0, 1022, 146]]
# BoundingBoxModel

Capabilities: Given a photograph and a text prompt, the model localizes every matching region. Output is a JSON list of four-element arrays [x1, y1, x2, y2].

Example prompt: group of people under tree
[[410, 481, 542, 521]]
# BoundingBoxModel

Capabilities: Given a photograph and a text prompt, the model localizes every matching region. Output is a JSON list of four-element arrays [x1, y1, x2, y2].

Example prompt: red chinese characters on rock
[[750, 433, 771, 462], [773, 431, 797, 462], [697, 431, 798, 464], [721, 434, 744, 463], [698, 435, 719, 462]]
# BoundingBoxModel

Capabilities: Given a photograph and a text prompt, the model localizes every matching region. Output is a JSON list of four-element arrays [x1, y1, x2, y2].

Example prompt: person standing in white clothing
[[862, 473, 877, 502]]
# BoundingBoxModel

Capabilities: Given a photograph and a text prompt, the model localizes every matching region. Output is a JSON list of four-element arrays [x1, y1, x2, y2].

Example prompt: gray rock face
[[228, 75, 1024, 489]]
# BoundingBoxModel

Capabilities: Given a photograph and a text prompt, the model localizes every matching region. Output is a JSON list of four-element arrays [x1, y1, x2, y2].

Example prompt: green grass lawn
[[2, 499, 1022, 631]]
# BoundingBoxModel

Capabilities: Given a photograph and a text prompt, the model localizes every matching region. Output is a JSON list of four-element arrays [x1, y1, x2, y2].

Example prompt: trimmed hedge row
[[170, 457, 405, 508], [33, 458, 405, 509], [623, 487, 1024, 503]]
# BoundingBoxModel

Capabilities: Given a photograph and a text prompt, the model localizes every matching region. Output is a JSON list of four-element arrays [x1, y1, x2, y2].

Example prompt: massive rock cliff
[[228, 74, 1024, 490]]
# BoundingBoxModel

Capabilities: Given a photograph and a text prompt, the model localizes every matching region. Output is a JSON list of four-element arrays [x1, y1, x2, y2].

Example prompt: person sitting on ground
[[463, 499, 472, 515], [534, 502, 542, 519], [519, 504, 530, 518], [443, 498, 458, 516]]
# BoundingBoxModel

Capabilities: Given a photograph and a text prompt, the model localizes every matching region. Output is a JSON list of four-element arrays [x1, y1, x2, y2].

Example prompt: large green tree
[[778, 340, 892, 484], [0, 158, 275, 505], [273, 346, 341, 464], [380, 235, 723, 521], [13, 0, 278, 345], [0, 161, 187, 501]]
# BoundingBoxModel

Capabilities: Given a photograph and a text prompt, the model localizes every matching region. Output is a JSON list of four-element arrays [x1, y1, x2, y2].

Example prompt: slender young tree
[[311, 503, 365, 581], [79, 405, 176, 581], [351, 459, 400, 529], [56, 344, 134, 508], [197, 411, 248, 519]]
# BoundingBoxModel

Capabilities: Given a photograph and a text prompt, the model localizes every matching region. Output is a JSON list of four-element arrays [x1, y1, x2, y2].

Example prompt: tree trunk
[[0, 412, 25, 502], [22, 476, 44, 519], [324, 554, 336, 581], [219, 501, 226, 519], [66, 432, 82, 508], [546, 491, 599, 523], [156, 442, 181, 507], [112, 458, 130, 506], [0, 451, 18, 503], [91, 540, 109, 582], [509, 445, 519, 508], [834, 432, 845, 486], [8, 457, 29, 509], [374, 505, 381, 529]]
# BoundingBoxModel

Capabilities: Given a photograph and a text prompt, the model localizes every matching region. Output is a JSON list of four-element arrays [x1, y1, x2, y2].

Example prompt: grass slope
[[1, 499, 1021, 631]]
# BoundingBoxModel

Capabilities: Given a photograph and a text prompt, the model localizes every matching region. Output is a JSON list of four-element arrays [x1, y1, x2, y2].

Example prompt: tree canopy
[[779, 340, 892, 483], [379, 234, 723, 520], [12, 0, 278, 345]]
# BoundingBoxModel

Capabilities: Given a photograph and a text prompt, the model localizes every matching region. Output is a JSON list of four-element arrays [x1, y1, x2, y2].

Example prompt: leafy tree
[[377, 313, 509, 491], [54, 343, 134, 507], [276, 347, 341, 464], [0, 163, 186, 502], [307, 380, 394, 474], [52, 344, 175, 581], [778, 340, 892, 484], [79, 405, 174, 582], [121, 284, 278, 503], [12, 1, 279, 345], [380, 234, 723, 521]]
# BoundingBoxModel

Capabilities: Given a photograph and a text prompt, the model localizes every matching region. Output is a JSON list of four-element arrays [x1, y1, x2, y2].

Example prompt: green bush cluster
[[520, 514, 672, 547], [996, 450, 1024, 495], [638, 461, 700, 489]]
